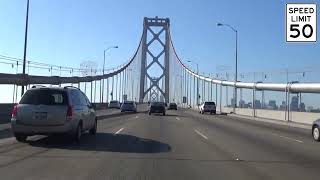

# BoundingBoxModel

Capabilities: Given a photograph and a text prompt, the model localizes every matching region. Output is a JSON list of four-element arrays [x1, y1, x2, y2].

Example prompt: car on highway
[[167, 102, 177, 110], [199, 101, 216, 114], [108, 100, 121, 109], [312, 119, 320, 141], [149, 102, 166, 116], [11, 86, 97, 142], [121, 101, 137, 112]]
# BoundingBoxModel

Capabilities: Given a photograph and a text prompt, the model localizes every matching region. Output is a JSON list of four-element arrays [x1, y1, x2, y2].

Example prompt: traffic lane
[[0, 112, 146, 180], [182, 109, 320, 161], [187, 109, 314, 144], [178, 109, 320, 179], [113, 111, 276, 180]]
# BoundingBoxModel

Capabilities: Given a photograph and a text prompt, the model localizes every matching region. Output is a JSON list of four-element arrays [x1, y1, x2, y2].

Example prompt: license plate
[[34, 112, 47, 120]]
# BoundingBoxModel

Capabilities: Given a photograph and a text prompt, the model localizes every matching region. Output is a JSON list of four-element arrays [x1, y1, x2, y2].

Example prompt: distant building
[[239, 100, 245, 108], [307, 106, 314, 112], [279, 101, 286, 111], [310, 108, 320, 113], [231, 98, 236, 107], [268, 100, 278, 110], [290, 96, 299, 111], [299, 103, 306, 112], [254, 100, 262, 109], [244, 102, 252, 108]]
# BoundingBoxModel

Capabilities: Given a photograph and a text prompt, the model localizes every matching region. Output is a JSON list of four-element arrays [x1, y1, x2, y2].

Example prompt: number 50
[[290, 24, 313, 38]]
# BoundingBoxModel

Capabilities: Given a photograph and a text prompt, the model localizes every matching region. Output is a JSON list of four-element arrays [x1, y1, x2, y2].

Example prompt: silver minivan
[[11, 86, 97, 142]]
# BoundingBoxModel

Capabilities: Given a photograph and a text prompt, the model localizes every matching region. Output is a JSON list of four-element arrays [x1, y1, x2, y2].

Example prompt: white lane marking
[[115, 128, 124, 135], [176, 117, 180, 120], [194, 129, 208, 140], [272, 133, 303, 143]]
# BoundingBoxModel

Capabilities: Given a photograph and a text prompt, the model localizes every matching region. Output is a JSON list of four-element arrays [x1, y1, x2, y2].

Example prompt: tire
[[15, 134, 27, 142], [149, 112, 151, 115], [89, 119, 97, 135], [163, 112, 166, 116], [201, 110, 204, 114], [74, 123, 82, 143], [313, 126, 320, 142], [210, 111, 212, 115]]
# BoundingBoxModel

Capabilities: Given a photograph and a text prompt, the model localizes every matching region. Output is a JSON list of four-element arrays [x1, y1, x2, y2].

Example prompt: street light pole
[[217, 23, 238, 112], [102, 46, 118, 103], [21, 0, 30, 96]]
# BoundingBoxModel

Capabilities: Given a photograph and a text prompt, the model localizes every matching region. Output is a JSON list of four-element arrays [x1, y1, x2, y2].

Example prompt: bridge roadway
[[0, 107, 319, 180]]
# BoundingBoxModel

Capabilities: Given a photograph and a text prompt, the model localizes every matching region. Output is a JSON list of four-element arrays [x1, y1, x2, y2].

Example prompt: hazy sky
[[0, 0, 319, 104]]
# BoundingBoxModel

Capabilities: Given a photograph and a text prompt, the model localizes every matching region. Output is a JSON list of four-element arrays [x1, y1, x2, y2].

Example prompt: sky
[[0, 0, 319, 104]]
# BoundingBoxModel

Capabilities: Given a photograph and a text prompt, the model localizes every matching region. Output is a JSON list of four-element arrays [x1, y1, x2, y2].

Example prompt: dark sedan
[[149, 102, 166, 116], [168, 103, 177, 110]]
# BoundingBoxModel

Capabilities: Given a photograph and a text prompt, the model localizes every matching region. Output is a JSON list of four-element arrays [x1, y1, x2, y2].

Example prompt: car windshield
[[1, 1, 319, 179], [151, 102, 164, 106], [204, 102, 215, 105], [20, 89, 67, 105]]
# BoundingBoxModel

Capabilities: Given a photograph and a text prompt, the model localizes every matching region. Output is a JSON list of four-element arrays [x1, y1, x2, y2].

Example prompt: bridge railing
[[168, 29, 320, 125]]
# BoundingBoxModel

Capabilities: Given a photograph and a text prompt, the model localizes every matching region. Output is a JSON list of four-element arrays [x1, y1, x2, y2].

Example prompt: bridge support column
[[139, 17, 170, 103]]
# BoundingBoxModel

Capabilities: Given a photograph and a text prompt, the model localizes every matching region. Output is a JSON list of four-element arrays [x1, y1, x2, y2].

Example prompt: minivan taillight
[[66, 105, 73, 120], [12, 105, 17, 119]]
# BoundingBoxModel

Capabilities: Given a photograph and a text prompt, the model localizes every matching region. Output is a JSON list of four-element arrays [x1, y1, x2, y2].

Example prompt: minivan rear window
[[204, 102, 215, 105], [20, 89, 68, 105]]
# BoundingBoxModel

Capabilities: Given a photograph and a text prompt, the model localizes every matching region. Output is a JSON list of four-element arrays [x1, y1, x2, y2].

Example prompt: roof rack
[[31, 85, 47, 89], [63, 86, 80, 90]]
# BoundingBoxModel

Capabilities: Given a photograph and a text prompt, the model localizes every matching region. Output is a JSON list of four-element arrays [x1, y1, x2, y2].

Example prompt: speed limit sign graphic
[[286, 4, 317, 42]]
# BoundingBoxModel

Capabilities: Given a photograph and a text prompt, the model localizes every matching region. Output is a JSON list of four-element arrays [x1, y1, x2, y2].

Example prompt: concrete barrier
[[221, 107, 319, 125]]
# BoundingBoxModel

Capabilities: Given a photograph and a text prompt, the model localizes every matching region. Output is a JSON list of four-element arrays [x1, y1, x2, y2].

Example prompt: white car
[[199, 101, 216, 114], [108, 100, 120, 109], [120, 101, 137, 112]]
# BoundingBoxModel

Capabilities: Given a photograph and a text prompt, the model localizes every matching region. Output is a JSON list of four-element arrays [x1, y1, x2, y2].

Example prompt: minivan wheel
[[15, 134, 27, 142], [74, 124, 82, 143], [313, 126, 320, 141], [89, 119, 97, 135]]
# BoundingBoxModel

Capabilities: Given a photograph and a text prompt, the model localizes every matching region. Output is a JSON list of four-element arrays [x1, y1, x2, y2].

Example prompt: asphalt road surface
[[0, 108, 319, 180]]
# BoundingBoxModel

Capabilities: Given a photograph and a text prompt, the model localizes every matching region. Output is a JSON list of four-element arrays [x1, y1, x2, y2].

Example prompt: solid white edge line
[[194, 129, 208, 140], [115, 128, 124, 134], [272, 133, 303, 143]]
